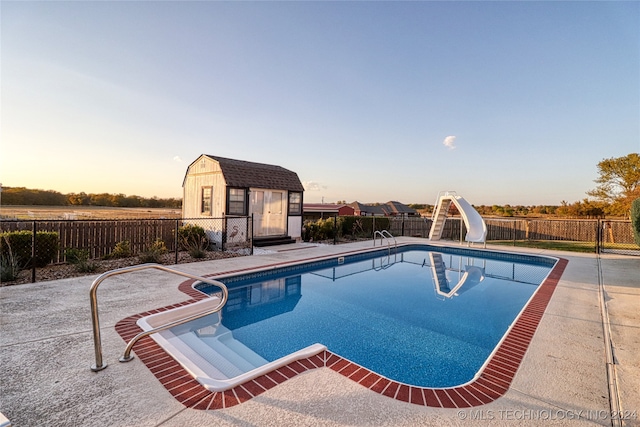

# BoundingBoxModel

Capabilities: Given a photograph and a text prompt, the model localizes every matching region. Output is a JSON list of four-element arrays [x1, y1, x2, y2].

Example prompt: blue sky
[[2, 1, 638, 205]]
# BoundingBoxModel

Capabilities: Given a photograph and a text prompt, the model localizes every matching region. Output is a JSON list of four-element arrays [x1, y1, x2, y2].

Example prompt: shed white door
[[250, 189, 286, 237]]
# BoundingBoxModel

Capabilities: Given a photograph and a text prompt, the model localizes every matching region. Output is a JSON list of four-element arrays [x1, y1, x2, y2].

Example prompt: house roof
[[203, 155, 305, 192], [303, 204, 354, 214], [383, 201, 418, 215], [303, 203, 342, 213], [348, 202, 386, 215], [348, 201, 418, 216]]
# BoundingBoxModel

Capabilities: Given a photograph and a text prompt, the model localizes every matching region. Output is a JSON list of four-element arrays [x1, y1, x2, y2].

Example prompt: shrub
[[0, 235, 22, 282], [631, 198, 640, 247], [303, 216, 392, 242], [187, 242, 207, 258], [64, 248, 98, 273], [183, 236, 208, 258], [336, 216, 358, 237], [107, 240, 131, 259], [65, 247, 88, 264], [336, 216, 373, 238], [0, 230, 59, 268], [178, 224, 208, 250], [34, 231, 59, 267], [139, 238, 168, 263], [178, 224, 209, 257], [303, 218, 336, 241]]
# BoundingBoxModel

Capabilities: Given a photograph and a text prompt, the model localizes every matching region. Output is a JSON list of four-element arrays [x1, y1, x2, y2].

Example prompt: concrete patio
[[1, 238, 638, 426]]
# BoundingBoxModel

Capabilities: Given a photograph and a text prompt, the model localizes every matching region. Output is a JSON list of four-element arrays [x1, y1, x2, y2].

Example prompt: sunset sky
[[2, 1, 638, 205]]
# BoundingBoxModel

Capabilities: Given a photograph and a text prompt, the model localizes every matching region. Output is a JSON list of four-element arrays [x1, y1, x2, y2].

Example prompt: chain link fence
[[1, 217, 253, 285], [597, 219, 639, 255]]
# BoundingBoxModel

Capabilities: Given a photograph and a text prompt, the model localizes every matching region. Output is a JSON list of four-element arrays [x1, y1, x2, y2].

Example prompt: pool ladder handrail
[[373, 230, 397, 256], [90, 263, 228, 372]]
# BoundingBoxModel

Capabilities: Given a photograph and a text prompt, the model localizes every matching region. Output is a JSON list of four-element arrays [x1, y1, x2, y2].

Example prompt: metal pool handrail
[[373, 230, 397, 254], [90, 263, 228, 372]]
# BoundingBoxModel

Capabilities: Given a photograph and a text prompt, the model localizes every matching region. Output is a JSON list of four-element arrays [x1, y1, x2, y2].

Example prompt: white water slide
[[429, 191, 487, 244]]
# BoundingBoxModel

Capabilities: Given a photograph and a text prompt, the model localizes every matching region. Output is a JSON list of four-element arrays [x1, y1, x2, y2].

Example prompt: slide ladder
[[429, 198, 453, 241], [428, 253, 451, 296], [428, 253, 486, 299], [429, 191, 487, 245]]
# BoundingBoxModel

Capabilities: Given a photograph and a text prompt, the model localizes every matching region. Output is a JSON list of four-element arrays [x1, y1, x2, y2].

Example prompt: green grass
[[490, 240, 597, 253]]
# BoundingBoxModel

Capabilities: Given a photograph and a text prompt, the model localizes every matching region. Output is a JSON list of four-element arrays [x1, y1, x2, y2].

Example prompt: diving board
[[429, 191, 487, 244]]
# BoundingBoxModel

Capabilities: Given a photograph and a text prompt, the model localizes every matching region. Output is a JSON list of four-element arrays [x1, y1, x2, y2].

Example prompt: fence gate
[[598, 219, 640, 256]]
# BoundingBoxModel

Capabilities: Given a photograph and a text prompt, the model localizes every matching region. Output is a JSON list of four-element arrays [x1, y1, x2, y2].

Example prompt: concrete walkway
[[1, 239, 638, 426]]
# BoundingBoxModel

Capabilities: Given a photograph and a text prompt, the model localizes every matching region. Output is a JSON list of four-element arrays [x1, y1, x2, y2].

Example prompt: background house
[[302, 203, 355, 221], [382, 201, 420, 217], [348, 202, 386, 217], [348, 201, 419, 217], [182, 155, 305, 247]]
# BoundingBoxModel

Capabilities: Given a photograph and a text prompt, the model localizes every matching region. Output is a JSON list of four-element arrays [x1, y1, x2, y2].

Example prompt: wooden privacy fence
[[388, 217, 636, 248], [484, 219, 600, 242], [0, 217, 248, 264], [1, 219, 179, 263]]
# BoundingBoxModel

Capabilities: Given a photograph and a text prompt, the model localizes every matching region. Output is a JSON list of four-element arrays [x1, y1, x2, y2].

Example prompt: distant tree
[[123, 195, 143, 207], [2, 187, 181, 209], [90, 193, 112, 206], [580, 199, 605, 218], [1, 187, 67, 205], [146, 197, 162, 208], [68, 192, 91, 205], [587, 153, 640, 216]]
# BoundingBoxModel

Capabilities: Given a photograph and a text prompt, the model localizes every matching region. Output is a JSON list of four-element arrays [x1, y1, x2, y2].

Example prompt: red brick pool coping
[[115, 256, 568, 410]]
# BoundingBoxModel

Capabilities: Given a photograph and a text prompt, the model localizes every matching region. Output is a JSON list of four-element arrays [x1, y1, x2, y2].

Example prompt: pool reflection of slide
[[429, 252, 485, 299]]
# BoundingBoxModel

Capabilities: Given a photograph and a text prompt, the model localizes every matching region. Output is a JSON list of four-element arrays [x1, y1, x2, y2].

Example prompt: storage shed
[[182, 155, 305, 248]]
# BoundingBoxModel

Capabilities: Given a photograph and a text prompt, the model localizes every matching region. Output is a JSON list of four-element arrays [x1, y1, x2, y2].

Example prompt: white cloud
[[303, 181, 327, 191], [443, 136, 457, 150], [173, 156, 183, 162]]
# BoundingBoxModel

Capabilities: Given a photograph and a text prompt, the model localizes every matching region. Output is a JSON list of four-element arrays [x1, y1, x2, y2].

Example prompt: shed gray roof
[[205, 155, 305, 192]]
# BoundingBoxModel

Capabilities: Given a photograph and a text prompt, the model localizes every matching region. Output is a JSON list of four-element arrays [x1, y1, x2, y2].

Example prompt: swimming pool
[[138, 244, 556, 393]]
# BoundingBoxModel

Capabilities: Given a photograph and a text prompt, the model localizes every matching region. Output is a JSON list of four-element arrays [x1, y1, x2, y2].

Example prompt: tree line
[[412, 153, 639, 219], [3, 153, 638, 217], [407, 202, 612, 218], [1, 187, 182, 209]]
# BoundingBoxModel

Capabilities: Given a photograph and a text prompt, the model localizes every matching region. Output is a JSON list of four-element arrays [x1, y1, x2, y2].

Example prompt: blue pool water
[[186, 245, 554, 388]]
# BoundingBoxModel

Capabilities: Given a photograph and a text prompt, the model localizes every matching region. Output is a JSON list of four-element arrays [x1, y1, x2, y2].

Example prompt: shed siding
[[288, 216, 302, 239], [182, 156, 226, 218]]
